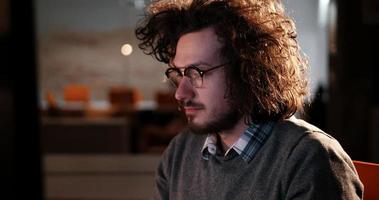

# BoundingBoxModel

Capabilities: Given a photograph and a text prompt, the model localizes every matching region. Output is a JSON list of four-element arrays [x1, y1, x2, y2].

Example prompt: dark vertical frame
[[0, 0, 13, 196], [329, 0, 379, 162], [6, 0, 43, 199]]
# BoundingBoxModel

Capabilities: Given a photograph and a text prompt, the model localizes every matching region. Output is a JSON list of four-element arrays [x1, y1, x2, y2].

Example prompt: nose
[[174, 77, 195, 102]]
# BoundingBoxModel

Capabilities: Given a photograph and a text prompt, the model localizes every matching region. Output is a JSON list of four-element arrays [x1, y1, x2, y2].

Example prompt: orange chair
[[353, 160, 379, 200], [63, 84, 90, 103]]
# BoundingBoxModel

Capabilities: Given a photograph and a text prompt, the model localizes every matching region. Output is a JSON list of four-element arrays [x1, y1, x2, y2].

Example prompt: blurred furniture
[[64, 84, 90, 103], [59, 84, 91, 116], [137, 91, 185, 153], [44, 90, 61, 116], [40, 88, 184, 154], [109, 86, 140, 108], [44, 154, 160, 200], [45, 90, 58, 109], [155, 90, 177, 109], [41, 116, 130, 153], [353, 160, 379, 200]]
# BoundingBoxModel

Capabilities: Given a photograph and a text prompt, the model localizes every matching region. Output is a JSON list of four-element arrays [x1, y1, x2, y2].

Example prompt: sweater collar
[[201, 121, 275, 163]]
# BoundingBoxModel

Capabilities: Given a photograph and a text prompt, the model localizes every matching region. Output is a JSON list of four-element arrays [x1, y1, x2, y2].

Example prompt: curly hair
[[135, 0, 309, 123]]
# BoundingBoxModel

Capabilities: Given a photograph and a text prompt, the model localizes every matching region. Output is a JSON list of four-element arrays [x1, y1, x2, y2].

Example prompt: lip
[[183, 107, 202, 115]]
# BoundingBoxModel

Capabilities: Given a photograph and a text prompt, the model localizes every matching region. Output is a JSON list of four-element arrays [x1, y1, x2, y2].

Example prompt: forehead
[[173, 27, 223, 67]]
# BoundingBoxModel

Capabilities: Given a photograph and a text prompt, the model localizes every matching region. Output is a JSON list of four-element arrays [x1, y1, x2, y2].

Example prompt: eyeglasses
[[165, 62, 229, 88]]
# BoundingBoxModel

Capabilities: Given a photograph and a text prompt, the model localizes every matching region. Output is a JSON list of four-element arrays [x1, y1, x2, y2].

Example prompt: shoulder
[[264, 116, 353, 170], [274, 116, 328, 137], [272, 117, 363, 199], [277, 116, 358, 177], [272, 116, 340, 153], [269, 116, 358, 179]]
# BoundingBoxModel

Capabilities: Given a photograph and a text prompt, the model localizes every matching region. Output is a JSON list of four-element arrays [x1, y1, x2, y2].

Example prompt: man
[[135, 0, 363, 199]]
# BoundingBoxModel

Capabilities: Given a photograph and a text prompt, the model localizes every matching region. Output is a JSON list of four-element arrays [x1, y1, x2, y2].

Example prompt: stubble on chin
[[187, 108, 242, 135]]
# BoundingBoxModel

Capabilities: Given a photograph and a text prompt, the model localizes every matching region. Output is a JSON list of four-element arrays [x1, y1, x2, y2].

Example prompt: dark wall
[[0, 0, 43, 199], [328, 0, 379, 162]]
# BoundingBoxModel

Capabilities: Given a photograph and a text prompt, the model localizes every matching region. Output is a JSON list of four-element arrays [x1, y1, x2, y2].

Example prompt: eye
[[166, 68, 182, 78], [186, 67, 202, 79]]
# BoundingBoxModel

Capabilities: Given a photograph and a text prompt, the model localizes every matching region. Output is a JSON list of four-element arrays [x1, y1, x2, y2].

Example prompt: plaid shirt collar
[[201, 121, 275, 163]]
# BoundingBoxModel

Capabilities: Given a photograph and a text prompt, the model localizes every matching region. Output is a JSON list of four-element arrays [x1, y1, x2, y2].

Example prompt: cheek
[[201, 89, 229, 110], [197, 73, 228, 109]]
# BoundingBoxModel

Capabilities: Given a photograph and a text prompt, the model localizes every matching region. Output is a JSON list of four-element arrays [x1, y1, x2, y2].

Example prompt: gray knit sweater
[[153, 117, 363, 200]]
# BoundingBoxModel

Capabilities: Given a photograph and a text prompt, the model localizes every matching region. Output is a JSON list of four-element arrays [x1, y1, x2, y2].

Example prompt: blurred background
[[2, 0, 378, 199]]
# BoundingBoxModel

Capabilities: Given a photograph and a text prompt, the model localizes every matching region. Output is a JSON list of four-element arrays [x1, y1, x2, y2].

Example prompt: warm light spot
[[121, 44, 133, 56]]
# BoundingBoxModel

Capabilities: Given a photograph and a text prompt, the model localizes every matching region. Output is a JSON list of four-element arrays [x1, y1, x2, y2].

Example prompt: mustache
[[177, 100, 204, 111]]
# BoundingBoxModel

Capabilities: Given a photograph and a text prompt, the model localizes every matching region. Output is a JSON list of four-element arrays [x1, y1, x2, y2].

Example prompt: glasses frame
[[165, 62, 229, 88]]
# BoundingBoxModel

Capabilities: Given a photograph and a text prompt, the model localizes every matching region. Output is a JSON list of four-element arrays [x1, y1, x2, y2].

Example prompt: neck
[[217, 116, 249, 153]]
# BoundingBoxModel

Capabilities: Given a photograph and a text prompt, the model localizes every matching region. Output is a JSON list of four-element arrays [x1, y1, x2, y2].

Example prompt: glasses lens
[[185, 67, 203, 88], [165, 68, 182, 87]]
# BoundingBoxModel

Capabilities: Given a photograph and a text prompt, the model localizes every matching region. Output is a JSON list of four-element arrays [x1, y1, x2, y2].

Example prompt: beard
[[186, 104, 242, 135]]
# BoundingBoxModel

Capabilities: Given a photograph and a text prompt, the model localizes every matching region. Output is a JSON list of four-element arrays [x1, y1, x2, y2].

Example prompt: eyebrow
[[169, 61, 212, 69]]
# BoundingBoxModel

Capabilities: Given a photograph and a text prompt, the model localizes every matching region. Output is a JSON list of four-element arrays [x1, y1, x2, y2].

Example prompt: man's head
[[169, 27, 242, 134], [136, 0, 308, 125]]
